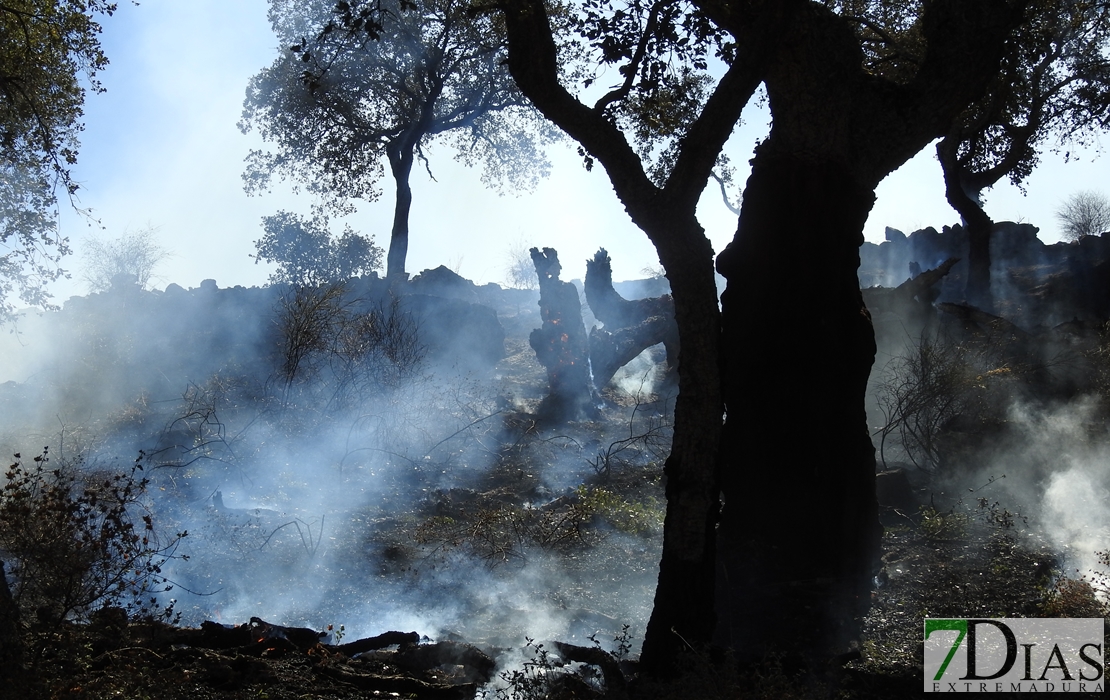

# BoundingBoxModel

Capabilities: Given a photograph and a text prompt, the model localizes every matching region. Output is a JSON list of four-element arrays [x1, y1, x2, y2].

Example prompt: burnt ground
[[12, 509, 1105, 700]]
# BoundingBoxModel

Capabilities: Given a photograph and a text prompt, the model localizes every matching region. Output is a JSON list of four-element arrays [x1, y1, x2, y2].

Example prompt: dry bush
[[0, 448, 185, 624], [876, 332, 1017, 471], [81, 226, 170, 293], [1055, 190, 1110, 242], [1040, 577, 1107, 618], [273, 283, 424, 409]]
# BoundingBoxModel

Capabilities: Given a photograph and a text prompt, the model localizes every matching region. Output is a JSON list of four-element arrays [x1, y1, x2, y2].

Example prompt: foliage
[[253, 210, 383, 286], [936, 0, 1110, 195], [918, 505, 969, 543], [562, 0, 737, 185], [575, 485, 662, 535], [241, 0, 554, 275], [0, 448, 186, 624], [1090, 548, 1110, 603], [0, 0, 118, 318], [1056, 189, 1110, 241], [1040, 576, 1107, 618], [81, 226, 170, 292]]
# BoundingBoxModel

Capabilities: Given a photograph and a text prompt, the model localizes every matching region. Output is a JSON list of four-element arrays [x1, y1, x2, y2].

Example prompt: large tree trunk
[[639, 218, 722, 670], [386, 146, 415, 279], [714, 151, 882, 662]]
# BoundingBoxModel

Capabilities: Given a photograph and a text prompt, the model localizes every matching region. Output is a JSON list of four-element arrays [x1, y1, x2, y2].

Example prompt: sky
[[50, 0, 1110, 300]]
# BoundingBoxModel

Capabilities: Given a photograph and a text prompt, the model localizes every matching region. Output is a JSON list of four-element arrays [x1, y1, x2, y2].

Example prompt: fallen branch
[[312, 664, 478, 699], [336, 630, 419, 655]]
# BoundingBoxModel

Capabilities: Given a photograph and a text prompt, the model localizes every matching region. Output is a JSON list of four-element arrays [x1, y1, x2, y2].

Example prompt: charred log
[[585, 249, 674, 328], [585, 249, 679, 372], [864, 257, 960, 335], [392, 641, 495, 683], [337, 630, 420, 655], [589, 317, 674, 389], [937, 302, 1030, 340], [529, 247, 599, 421], [897, 257, 960, 303], [312, 664, 478, 699], [552, 641, 627, 698]]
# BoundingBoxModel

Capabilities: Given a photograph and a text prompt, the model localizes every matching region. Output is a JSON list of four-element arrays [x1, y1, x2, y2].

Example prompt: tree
[[252, 210, 384, 286], [935, 0, 1110, 308], [0, 0, 117, 318], [496, 0, 1032, 668], [81, 226, 170, 292], [1056, 189, 1110, 241], [503, 238, 538, 291], [240, 0, 554, 278], [335, 0, 1045, 671], [0, 0, 119, 319]]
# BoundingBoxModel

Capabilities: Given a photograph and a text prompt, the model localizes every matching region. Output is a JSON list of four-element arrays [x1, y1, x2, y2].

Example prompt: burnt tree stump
[[529, 247, 599, 421], [584, 249, 679, 388]]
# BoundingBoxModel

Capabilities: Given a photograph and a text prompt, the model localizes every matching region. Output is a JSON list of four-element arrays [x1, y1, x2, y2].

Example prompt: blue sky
[[52, 0, 1109, 299]]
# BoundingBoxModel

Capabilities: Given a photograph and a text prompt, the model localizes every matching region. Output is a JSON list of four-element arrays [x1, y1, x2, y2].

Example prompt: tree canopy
[[252, 210, 384, 286], [935, 0, 1110, 306], [0, 0, 116, 317], [240, 0, 555, 277]]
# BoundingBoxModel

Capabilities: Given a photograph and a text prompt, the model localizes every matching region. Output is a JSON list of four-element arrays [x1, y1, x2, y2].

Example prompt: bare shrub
[[1055, 190, 1110, 242], [273, 283, 424, 409], [274, 282, 347, 386], [876, 332, 1016, 471], [330, 296, 424, 403], [0, 448, 185, 624], [503, 239, 538, 291], [81, 226, 170, 292], [588, 389, 672, 481]]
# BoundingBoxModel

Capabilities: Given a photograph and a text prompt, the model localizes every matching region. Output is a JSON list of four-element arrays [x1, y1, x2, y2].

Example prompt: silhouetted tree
[[240, 0, 554, 278], [0, 0, 117, 317], [935, 0, 1110, 308], [496, 0, 1030, 668], [331, 0, 1068, 672]]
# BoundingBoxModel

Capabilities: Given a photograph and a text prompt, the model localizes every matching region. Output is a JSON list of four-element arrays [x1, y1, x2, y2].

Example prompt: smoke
[[993, 400, 1110, 580], [866, 223, 1110, 589], [918, 396, 1110, 585], [0, 275, 664, 666]]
